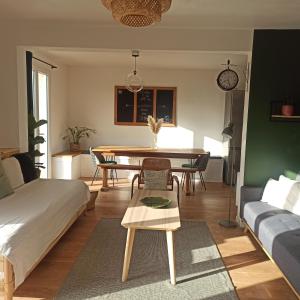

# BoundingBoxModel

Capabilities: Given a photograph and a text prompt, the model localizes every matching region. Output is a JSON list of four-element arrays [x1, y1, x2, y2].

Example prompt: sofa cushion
[[261, 179, 284, 208], [272, 227, 300, 294], [244, 201, 285, 235], [279, 175, 300, 216], [2, 157, 24, 189], [0, 160, 14, 199]]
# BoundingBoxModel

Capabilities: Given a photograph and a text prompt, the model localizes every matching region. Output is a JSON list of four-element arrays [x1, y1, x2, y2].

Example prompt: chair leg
[[91, 167, 99, 186], [109, 169, 115, 187], [181, 172, 186, 190], [192, 173, 195, 192], [115, 169, 118, 182], [200, 172, 206, 191]]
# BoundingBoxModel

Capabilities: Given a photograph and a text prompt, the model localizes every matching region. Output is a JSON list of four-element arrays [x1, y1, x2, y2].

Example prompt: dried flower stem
[[147, 116, 163, 134]]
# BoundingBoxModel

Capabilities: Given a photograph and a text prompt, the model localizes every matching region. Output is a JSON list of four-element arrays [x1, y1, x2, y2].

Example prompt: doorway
[[32, 68, 50, 178]]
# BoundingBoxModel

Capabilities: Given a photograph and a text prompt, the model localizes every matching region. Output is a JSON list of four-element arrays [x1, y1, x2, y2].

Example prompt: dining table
[[93, 146, 207, 195]]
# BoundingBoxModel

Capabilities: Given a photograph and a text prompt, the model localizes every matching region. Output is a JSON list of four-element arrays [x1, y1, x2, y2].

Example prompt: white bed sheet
[[0, 178, 90, 288]]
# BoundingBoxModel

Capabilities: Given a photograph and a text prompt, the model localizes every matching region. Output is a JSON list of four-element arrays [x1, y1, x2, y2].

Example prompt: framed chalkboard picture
[[114, 86, 176, 126]]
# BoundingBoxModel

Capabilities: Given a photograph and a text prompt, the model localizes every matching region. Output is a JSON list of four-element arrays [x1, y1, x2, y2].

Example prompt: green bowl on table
[[140, 196, 171, 209]]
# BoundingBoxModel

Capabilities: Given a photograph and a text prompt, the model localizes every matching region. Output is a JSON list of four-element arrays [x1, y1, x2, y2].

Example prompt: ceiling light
[[126, 50, 143, 93], [101, 0, 172, 27]]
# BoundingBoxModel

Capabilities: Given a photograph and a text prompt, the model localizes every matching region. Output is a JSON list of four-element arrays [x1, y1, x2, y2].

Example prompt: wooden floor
[[3, 179, 297, 300]]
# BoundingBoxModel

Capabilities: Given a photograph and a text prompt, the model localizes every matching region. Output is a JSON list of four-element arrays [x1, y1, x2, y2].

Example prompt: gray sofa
[[240, 186, 300, 296]]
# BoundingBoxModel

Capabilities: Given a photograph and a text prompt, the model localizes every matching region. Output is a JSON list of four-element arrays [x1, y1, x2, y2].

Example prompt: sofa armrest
[[240, 186, 264, 219]]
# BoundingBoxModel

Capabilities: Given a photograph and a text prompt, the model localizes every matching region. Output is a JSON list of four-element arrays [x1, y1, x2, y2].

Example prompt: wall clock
[[217, 60, 239, 91]]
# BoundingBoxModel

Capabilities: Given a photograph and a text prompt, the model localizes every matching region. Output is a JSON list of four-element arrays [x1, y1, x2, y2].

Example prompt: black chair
[[181, 152, 210, 191], [89, 147, 118, 186]]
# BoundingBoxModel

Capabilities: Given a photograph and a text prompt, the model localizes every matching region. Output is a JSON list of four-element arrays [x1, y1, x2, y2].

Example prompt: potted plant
[[63, 126, 96, 152], [281, 99, 294, 116], [28, 113, 48, 176]]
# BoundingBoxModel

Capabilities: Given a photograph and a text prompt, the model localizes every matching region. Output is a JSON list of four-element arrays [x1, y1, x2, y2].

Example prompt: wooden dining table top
[[92, 146, 206, 159]]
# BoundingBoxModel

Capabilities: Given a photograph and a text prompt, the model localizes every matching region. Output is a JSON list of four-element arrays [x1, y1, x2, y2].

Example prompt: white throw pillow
[[279, 175, 300, 215], [2, 157, 24, 189], [261, 179, 286, 208]]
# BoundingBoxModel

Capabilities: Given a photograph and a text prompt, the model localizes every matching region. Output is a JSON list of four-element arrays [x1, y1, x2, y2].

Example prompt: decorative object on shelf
[[270, 100, 300, 121], [217, 60, 239, 91], [63, 127, 96, 152], [281, 101, 295, 116], [126, 50, 143, 93], [140, 196, 171, 208], [147, 115, 163, 148], [101, 0, 172, 27], [28, 113, 48, 175]]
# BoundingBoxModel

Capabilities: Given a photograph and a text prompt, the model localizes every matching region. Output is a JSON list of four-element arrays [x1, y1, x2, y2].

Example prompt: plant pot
[[281, 104, 294, 116], [70, 143, 80, 152]]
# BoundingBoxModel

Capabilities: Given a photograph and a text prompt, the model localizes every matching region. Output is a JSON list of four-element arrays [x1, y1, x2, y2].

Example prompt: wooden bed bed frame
[[0, 203, 87, 300]]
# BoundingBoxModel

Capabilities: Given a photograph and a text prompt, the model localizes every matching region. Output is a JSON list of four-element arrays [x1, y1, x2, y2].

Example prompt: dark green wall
[[244, 30, 300, 186]]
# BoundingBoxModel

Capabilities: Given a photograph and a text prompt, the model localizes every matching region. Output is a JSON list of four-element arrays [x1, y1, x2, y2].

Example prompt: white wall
[[67, 66, 226, 155], [0, 19, 252, 148]]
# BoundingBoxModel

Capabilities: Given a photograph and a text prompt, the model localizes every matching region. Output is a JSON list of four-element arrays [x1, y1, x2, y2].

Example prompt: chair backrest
[[140, 158, 172, 189], [193, 152, 210, 171], [141, 158, 171, 171], [140, 158, 171, 181], [89, 147, 100, 166], [89, 147, 107, 166]]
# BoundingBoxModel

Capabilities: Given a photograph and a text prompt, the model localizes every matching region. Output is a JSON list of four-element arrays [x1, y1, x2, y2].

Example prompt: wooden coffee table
[[121, 190, 181, 285]]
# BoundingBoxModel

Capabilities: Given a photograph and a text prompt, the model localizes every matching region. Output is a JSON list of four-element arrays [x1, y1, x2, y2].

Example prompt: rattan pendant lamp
[[101, 0, 172, 27]]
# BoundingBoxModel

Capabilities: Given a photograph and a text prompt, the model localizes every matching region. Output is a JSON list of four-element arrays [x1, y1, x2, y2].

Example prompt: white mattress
[[0, 178, 90, 288]]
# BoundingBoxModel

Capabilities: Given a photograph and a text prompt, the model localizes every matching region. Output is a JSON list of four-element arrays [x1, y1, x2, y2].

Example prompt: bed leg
[[4, 259, 14, 300]]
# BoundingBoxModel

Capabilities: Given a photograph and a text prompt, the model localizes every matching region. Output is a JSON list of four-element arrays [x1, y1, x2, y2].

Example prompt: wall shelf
[[270, 101, 300, 122], [271, 114, 300, 119]]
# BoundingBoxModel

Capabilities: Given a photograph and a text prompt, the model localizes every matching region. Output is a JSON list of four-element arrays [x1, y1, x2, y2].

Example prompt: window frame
[[114, 86, 177, 127]]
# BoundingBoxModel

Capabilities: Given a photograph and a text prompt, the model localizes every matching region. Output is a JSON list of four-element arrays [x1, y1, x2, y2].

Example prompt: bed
[[0, 177, 90, 300]]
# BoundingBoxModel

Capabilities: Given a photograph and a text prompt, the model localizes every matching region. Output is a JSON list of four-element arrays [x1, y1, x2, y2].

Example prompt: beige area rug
[[56, 219, 237, 300]]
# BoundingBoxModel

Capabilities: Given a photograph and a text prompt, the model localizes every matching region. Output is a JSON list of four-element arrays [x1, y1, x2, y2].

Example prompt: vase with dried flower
[[147, 116, 163, 149], [63, 126, 96, 152]]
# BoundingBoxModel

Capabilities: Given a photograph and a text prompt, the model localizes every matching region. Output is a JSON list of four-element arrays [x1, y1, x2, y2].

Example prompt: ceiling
[[1, 0, 300, 29], [37, 48, 248, 70]]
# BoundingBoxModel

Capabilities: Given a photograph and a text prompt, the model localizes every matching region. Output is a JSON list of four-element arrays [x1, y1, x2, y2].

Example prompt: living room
[[0, 1, 300, 300]]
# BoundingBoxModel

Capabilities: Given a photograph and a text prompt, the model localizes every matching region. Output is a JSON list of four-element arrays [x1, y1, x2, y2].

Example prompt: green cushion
[[0, 160, 14, 199], [182, 163, 193, 168], [104, 161, 117, 164], [143, 170, 168, 190]]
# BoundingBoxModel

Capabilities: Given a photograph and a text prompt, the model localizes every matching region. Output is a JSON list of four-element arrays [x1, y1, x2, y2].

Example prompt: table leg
[[166, 230, 176, 285], [122, 228, 136, 282], [184, 171, 191, 195], [100, 167, 109, 191]]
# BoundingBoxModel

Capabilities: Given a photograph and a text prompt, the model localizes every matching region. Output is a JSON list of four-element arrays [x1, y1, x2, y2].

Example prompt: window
[[115, 86, 176, 126], [32, 68, 50, 178]]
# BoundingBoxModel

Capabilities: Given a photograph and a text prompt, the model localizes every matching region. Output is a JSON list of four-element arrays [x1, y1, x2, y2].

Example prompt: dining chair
[[131, 158, 180, 205], [89, 147, 118, 186], [181, 152, 210, 191]]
